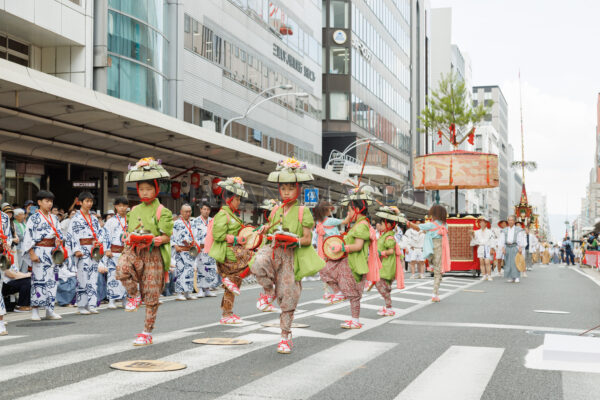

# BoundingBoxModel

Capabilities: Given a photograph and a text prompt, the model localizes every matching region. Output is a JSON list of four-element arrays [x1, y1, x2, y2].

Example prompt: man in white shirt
[[405, 221, 425, 279], [472, 216, 495, 281], [500, 216, 526, 283]]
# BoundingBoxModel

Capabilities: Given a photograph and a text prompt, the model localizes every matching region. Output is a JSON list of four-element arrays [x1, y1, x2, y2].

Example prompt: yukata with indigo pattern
[[22, 211, 63, 313], [192, 216, 220, 292], [68, 211, 104, 309], [171, 217, 196, 294], [102, 214, 128, 300]]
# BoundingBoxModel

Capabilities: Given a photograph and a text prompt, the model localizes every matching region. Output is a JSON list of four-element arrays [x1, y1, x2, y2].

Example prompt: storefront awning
[[0, 60, 345, 194]]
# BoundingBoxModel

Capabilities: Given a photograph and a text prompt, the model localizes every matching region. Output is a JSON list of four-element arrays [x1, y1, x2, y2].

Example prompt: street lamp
[[222, 90, 309, 137], [325, 138, 384, 170], [340, 138, 384, 156]]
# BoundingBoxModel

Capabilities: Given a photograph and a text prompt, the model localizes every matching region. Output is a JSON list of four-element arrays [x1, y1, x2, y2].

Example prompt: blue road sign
[[304, 188, 319, 204]]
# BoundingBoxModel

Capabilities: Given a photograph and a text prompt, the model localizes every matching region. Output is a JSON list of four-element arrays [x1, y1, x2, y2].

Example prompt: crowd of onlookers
[[0, 196, 223, 315]]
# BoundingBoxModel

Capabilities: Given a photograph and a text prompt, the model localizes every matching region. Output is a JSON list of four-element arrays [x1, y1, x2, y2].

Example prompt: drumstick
[[263, 217, 283, 232]]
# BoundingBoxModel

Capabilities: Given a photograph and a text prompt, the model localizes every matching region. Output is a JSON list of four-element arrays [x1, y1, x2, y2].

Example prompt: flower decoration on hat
[[129, 157, 162, 171], [268, 157, 313, 183], [125, 156, 170, 183], [218, 176, 248, 198], [278, 157, 305, 171]]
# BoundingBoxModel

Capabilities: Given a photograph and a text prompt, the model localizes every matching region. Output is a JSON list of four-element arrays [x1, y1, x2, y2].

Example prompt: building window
[[330, 1, 348, 28], [329, 47, 348, 74], [0, 34, 29, 67], [183, 13, 322, 121], [484, 114, 492, 122], [107, 4, 169, 113], [329, 92, 349, 120]]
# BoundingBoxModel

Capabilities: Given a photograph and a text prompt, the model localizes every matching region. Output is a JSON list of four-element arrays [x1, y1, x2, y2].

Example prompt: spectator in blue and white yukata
[[102, 197, 130, 309], [21, 190, 64, 321], [12, 208, 27, 272], [171, 204, 198, 300], [68, 192, 104, 315], [192, 203, 219, 297]]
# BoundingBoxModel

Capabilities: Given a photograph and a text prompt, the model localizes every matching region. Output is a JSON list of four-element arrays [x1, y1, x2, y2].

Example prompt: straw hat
[[339, 186, 375, 206], [267, 157, 314, 183], [375, 206, 406, 223], [217, 177, 248, 198], [125, 157, 170, 182]]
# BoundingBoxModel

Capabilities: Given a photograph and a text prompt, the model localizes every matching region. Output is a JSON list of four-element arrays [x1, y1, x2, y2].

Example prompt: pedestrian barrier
[[583, 251, 600, 269]]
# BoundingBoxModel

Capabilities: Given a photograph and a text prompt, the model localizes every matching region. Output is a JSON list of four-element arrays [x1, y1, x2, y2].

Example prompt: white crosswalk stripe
[[0, 335, 24, 342], [390, 296, 423, 304], [14, 333, 279, 400], [394, 346, 504, 400], [216, 340, 396, 400], [0, 334, 98, 358], [0, 330, 194, 384]]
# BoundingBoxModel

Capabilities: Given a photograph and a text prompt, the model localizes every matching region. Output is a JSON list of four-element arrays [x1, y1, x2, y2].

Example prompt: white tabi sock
[[352, 318, 360, 324], [335, 291, 343, 296], [142, 331, 151, 336], [0, 321, 5, 328], [32, 308, 40, 319]]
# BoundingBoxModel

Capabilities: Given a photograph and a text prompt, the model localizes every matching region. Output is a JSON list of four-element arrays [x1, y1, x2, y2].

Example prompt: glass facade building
[[322, 0, 413, 181], [182, 0, 324, 166], [106, 0, 169, 113]]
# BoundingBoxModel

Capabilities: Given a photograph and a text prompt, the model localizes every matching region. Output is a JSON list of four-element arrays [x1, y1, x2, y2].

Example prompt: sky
[[429, 0, 599, 240]]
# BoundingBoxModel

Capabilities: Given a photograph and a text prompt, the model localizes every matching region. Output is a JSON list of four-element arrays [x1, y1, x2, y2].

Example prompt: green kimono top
[[267, 200, 324, 281], [377, 230, 397, 282], [208, 206, 243, 264], [127, 199, 174, 271], [346, 216, 371, 282]]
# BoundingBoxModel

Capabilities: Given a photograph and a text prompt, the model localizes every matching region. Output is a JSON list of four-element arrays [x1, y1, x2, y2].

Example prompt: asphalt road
[[2, 263, 600, 400]]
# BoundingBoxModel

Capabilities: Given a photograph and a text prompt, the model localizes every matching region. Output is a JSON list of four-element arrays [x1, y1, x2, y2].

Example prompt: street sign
[[72, 181, 96, 188], [304, 187, 318, 206]]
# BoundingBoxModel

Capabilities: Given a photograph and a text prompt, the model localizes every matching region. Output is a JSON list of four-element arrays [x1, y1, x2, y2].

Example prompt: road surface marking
[[359, 303, 386, 310], [215, 340, 395, 400], [14, 333, 278, 400], [0, 334, 98, 357], [315, 312, 375, 324], [260, 326, 340, 339], [394, 291, 432, 297], [390, 320, 588, 333], [395, 346, 503, 400], [525, 345, 600, 374], [0, 330, 194, 384], [533, 310, 570, 314], [570, 267, 600, 288], [0, 335, 24, 342], [390, 297, 423, 304]]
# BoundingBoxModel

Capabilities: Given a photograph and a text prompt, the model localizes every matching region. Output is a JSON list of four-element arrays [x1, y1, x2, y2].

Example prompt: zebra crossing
[[3, 275, 592, 399]]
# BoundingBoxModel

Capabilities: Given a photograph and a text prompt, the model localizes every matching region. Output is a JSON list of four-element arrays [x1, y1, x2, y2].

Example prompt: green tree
[[420, 71, 492, 149]]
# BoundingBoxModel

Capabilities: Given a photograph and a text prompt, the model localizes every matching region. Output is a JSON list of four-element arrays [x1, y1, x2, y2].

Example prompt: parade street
[[1, 264, 599, 400]]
